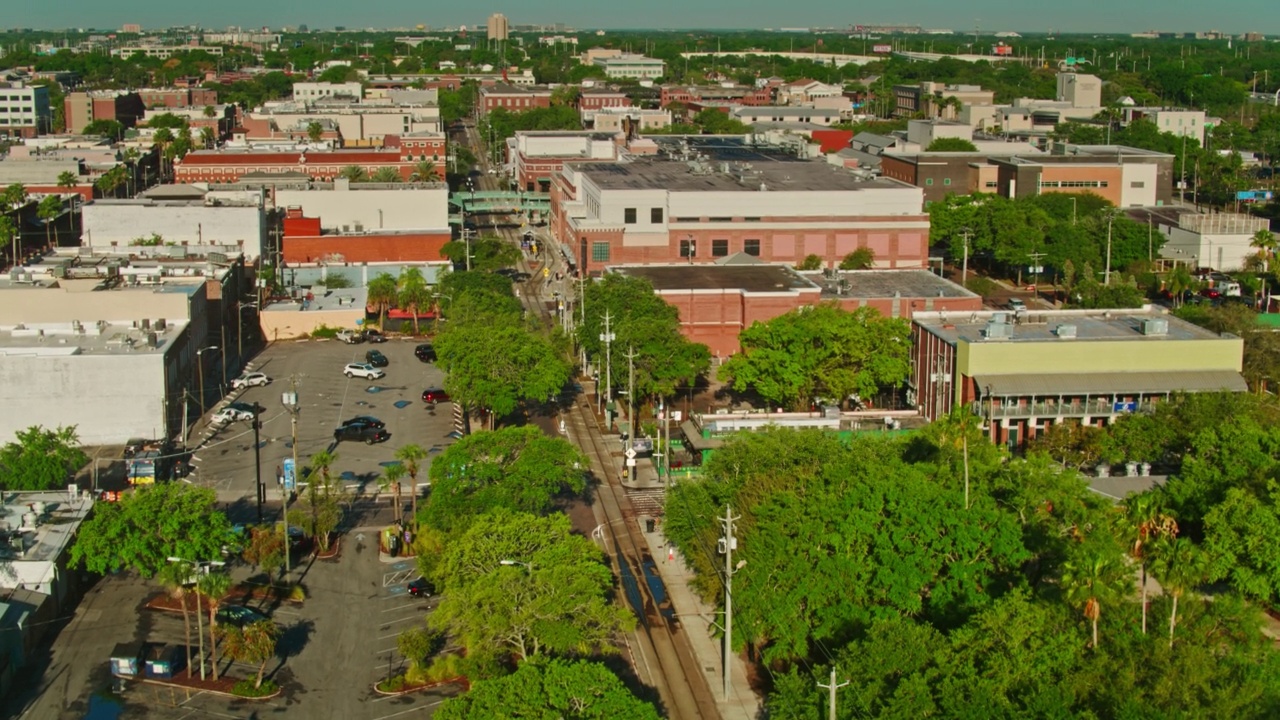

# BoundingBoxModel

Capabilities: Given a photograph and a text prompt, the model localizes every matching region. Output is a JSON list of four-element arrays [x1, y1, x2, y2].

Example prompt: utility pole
[[1105, 211, 1115, 285], [718, 504, 741, 701], [959, 229, 972, 289], [600, 311, 615, 420], [624, 345, 638, 483], [1027, 250, 1046, 289], [816, 666, 849, 720], [281, 376, 301, 575], [253, 408, 263, 523]]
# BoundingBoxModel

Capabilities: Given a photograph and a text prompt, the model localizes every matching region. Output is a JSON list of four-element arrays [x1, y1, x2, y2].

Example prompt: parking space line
[[371, 699, 444, 717], [381, 602, 420, 614]]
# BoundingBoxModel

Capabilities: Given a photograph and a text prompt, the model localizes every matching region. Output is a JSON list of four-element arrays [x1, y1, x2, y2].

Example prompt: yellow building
[[911, 306, 1245, 448]]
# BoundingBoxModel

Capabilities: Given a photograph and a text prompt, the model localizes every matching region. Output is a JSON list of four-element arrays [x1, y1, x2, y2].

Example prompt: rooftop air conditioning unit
[[1055, 324, 1078, 339], [981, 321, 1012, 340], [155, 318, 167, 331], [1141, 318, 1168, 336]]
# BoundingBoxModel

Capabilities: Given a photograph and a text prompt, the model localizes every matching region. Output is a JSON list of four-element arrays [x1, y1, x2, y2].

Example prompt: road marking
[[381, 602, 420, 613], [371, 699, 446, 714]]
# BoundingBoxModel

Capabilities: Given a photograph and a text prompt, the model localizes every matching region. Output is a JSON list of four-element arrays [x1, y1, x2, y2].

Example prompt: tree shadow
[[597, 651, 667, 716], [274, 618, 316, 671]]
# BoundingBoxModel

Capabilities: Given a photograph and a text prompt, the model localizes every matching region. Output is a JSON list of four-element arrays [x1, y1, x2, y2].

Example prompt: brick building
[[508, 131, 620, 193], [138, 88, 219, 109], [613, 262, 980, 357], [173, 137, 446, 183], [659, 85, 773, 110], [551, 146, 929, 277], [479, 84, 553, 114]]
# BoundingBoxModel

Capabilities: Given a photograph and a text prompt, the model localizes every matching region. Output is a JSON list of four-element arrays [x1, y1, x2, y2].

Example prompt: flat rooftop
[[575, 157, 909, 193], [914, 306, 1226, 345], [800, 269, 978, 300], [0, 491, 94, 570], [0, 319, 188, 355], [612, 263, 818, 293], [263, 286, 368, 314]]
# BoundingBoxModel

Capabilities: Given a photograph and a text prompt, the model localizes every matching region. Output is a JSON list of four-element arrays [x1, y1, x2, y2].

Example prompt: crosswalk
[[626, 488, 666, 517]]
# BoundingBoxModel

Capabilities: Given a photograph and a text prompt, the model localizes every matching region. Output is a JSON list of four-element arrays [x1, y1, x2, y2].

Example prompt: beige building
[[487, 13, 509, 42], [912, 307, 1245, 449], [1056, 72, 1102, 108]]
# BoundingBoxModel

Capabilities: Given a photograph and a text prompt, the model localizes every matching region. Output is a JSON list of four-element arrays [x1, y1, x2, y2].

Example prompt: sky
[[9, 0, 1278, 35]]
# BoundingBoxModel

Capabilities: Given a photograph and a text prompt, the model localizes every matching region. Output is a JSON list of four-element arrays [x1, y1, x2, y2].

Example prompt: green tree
[[926, 136, 979, 152], [0, 216, 15, 270], [796, 253, 823, 270], [156, 560, 197, 677], [0, 425, 88, 491], [838, 246, 876, 270], [37, 194, 62, 248], [197, 570, 232, 680], [69, 484, 233, 579], [1149, 537, 1210, 648], [241, 524, 285, 577], [440, 235, 520, 272], [718, 304, 911, 411], [436, 659, 660, 719], [370, 166, 402, 183], [1203, 486, 1280, 605], [317, 64, 359, 83], [379, 463, 406, 526], [1061, 549, 1130, 649], [435, 320, 571, 429], [82, 119, 124, 140], [1119, 493, 1179, 634], [366, 272, 398, 330], [306, 121, 323, 143], [339, 165, 369, 182], [396, 266, 432, 335], [219, 619, 281, 689], [2, 183, 27, 210], [148, 113, 189, 130], [423, 427, 585, 533], [199, 126, 215, 148], [437, 270, 522, 321], [56, 170, 78, 189], [1250, 228, 1277, 272], [430, 510, 632, 662], [395, 444, 428, 527], [410, 159, 437, 182]]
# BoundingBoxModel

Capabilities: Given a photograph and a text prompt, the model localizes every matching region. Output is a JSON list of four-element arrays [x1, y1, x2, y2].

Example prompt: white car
[[211, 407, 255, 424], [231, 372, 270, 390], [344, 363, 385, 380]]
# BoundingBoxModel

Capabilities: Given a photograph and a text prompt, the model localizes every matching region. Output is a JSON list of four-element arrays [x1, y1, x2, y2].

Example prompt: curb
[[372, 677, 467, 697], [137, 677, 282, 701]]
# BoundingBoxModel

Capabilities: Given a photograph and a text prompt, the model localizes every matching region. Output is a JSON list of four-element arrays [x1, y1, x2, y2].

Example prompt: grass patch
[[310, 324, 340, 339], [231, 678, 278, 697], [377, 675, 408, 693]]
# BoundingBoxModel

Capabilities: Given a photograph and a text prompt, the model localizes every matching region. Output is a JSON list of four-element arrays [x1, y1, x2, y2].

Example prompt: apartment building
[[0, 82, 52, 137], [292, 82, 364, 103], [173, 138, 446, 183], [593, 54, 666, 80], [479, 84, 553, 114]]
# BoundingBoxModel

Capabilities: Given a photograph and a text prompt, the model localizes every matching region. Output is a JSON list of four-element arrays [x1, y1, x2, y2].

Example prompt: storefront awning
[[974, 370, 1247, 397]]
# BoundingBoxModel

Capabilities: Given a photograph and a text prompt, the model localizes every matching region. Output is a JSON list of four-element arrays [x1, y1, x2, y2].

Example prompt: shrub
[[377, 675, 408, 693], [231, 678, 278, 697], [311, 324, 339, 339], [423, 653, 467, 683], [287, 584, 307, 602], [316, 275, 354, 289]]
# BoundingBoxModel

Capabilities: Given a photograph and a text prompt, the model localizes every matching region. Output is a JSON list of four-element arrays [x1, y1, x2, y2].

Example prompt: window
[[712, 239, 729, 257], [650, 207, 663, 223], [680, 239, 695, 258], [624, 207, 637, 224], [925, 178, 934, 186], [591, 242, 611, 262], [709, 216, 732, 222], [1130, 181, 1145, 188], [743, 239, 761, 256], [943, 178, 952, 186], [984, 181, 997, 188]]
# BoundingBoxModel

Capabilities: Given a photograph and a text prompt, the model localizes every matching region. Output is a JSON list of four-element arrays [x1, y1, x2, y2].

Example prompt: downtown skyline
[[5, 0, 1279, 36]]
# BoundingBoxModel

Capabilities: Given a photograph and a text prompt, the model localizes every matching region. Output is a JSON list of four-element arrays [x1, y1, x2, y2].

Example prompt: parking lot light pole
[[166, 557, 224, 680], [282, 379, 300, 574]]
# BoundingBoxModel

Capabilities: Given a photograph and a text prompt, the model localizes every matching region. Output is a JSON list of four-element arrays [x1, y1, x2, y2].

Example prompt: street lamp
[[281, 380, 301, 575], [165, 557, 224, 681], [195, 346, 220, 416]]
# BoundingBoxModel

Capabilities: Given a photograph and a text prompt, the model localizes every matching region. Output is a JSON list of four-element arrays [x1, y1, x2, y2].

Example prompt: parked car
[[422, 387, 450, 405], [365, 349, 389, 367], [344, 363, 385, 380], [362, 329, 388, 343], [407, 577, 434, 597], [215, 605, 268, 629], [1006, 298, 1026, 312], [231, 372, 270, 390], [340, 415, 385, 429], [336, 329, 364, 344], [212, 406, 255, 424], [227, 402, 261, 416], [414, 344, 436, 363], [334, 424, 391, 444]]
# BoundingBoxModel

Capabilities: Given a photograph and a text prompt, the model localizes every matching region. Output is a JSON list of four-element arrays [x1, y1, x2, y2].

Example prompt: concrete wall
[[83, 202, 265, 258], [0, 287, 196, 325], [273, 186, 449, 231], [1164, 227, 1258, 271], [960, 336, 1243, 377], [260, 307, 363, 341], [0, 352, 168, 445]]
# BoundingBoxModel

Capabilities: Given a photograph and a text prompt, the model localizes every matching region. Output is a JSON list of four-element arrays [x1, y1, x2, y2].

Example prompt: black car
[[340, 415, 385, 429], [216, 605, 268, 629], [334, 424, 391, 444], [365, 349, 389, 367], [362, 329, 388, 343], [407, 578, 434, 597], [414, 344, 436, 363]]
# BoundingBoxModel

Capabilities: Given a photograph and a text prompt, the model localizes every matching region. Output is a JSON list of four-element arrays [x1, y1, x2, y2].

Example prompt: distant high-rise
[[487, 13, 509, 42]]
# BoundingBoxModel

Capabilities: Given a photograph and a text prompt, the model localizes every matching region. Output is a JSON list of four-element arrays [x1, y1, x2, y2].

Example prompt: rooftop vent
[[982, 320, 1012, 340], [1055, 323, 1078, 339], [1141, 318, 1168, 336]]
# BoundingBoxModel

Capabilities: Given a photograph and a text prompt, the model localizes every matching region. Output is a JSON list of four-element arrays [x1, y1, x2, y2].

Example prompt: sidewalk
[[591, 407, 760, 720]]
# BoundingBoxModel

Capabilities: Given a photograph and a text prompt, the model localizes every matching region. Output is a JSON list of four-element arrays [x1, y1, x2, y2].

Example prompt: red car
[[422, 388, 450, 405]]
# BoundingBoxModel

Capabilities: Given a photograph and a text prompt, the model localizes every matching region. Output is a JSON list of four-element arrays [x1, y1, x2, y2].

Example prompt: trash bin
[[646, 519, 656, 533]]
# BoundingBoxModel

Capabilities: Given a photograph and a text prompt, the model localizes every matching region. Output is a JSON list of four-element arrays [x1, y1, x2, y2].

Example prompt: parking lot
[[189, 336, 458, 510]]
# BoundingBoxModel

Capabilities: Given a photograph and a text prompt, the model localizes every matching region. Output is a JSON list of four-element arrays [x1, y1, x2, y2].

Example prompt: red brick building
[[174, 137, 446, 183], [613, 263, 981, 357], [479, 84, 553, 114], [138, 88, 218, 109], [510, 131, 620, 193], [578, 88, 631, 113], [659, 84, 773, 110]]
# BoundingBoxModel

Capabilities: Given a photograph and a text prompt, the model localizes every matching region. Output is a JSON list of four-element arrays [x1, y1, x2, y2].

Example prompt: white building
[[592, 54, 666, 80], [292, 82, 364, 103], [1056, 72, 1102, 109], [591, 107, 672, 133], [0, 81, 52, 137], [111, 45, 224, 58], [0, 491, 94, 601], [1124, 107, 1207, 146], [1160, 213, 1272, 271], [731, 106, 840, 127], [82, 189, 267, 259], [272, 179, 450, 233]]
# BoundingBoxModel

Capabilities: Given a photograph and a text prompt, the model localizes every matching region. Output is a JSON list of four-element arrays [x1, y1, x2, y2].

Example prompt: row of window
[[670, 216, 763, 223], [623, 207, 663, 224], [585, 238, 763, 264], [923, 178, 954, 187], [1038, 180, 1110, 188]]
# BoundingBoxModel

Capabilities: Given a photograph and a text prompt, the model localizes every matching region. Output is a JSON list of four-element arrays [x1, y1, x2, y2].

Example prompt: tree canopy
[[718, 304, 911, 410], [436, 658, 660, 720], [0, 425, 88, 491], [423, 426, 586, 533]]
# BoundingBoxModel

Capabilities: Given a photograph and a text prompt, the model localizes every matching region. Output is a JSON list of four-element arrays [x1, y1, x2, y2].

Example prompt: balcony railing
[[974, 399, 1159, 419]]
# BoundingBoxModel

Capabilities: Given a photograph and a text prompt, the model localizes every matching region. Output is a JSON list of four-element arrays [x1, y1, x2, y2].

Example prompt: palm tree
[[1120, 495, 1178, 634], [339, 165, 369, 182], [306, 121, 324, 143], [410, 159, 437, 182], [366, 272, 398, 330], [197, 571, 232, 680], [379, 463, 406, 526], [394, 444, 428, 527], [305, 449, 338, 548], [1166, 264, 1196, 308], [370, 166, 402, 183], [1062, 551, 1129, 649], [157, 561, 196, 678], [397, 267, 431, 335], [202, 105, 217, 119], [1150, 537, 1210, 648], [56, 171, 78, 190], [200, 126, 216, 149], [0, 216, 17, 271], [37, 195, 61, 249], [2, 183, 27, 210], [1250, 229, 1277, 272], [219, 620, 281, 689]]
